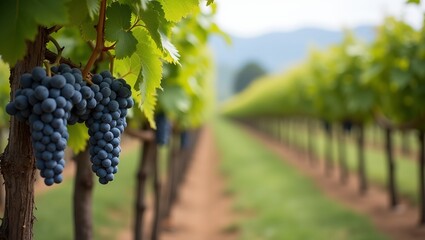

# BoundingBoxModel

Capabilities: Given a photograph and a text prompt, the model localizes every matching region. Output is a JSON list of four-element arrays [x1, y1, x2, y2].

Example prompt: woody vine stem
[[82, 0, 107, 85]]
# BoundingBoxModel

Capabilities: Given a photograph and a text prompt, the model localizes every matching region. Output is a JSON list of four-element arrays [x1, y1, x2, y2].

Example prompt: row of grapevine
[[223, 14, 425, 225], [0, 0, 222, 239], [126, 8, 218, 239]]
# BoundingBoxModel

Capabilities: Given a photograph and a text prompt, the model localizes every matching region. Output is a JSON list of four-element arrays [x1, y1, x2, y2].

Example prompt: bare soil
[[242, 125, 425, 240], [160, 127, 237, 240]]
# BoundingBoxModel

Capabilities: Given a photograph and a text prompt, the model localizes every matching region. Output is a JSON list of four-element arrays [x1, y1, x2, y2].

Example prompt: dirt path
[[118, 126, 237, 240], [242, 125, 425, 240], [160, 126, 237, 240]]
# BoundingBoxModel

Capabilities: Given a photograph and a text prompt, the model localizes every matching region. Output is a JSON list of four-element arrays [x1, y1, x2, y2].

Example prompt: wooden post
[[417, 130, 425, 225], [73, 147, 94, 240], [151, 146, 160, 240], [134, 128, 155, 240], [384, 127, 398, 209], [357, 124, 368, 195]]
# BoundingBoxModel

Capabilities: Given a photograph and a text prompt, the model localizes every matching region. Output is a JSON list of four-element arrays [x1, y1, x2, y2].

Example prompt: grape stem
[[45, 49, 80, 69], [47, 25, 63, 34], [129, 17, 141, 31], [48, 36, 64, 66], [109, 53, 115, 74], [103, 43, 116, 51], [86, 41, 115, 75], [82, 0, 107, 85], [43, 60, 52, 77]]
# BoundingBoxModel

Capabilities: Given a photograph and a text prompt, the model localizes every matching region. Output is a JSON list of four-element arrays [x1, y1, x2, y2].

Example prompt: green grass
[[213, 119, 388, 240], [279, 124, 419, 204], [34, 145, 140, 240]]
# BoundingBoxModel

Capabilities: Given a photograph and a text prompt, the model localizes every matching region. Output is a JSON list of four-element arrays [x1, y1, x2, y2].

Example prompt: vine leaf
[[140, 0, 151, 10], [114, 53, 141, 88], [105, 2, 132, 41], [86, 0, 100, 18], [140, 1, 166, 50], [0, 60, 11, 128], [158, 85, 191, 115], [158, 0, 199, 23], [105, 2, 137, 59], [67, 0, 89, 25], [68, 123, 89, 154], [140, 1, 179, 63], [0, 0, 70, 64], [407, 0, 420, 4], [161, 34, 180, 63], [115, 31, 138, 59], [80, 16, 97, 41], [133, 28, 163, 128]]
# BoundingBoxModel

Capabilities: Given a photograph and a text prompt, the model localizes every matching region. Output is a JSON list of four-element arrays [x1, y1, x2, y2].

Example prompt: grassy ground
[[213, 119, 388, 240], [279, 123, 419, 204], [34, 145, 140, 240]]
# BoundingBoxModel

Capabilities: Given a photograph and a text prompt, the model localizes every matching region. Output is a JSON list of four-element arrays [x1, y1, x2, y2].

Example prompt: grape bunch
[[180, 131, 190, 150], [6, 64, 133, 185], [50, 64, 98, 125], [6, 66, 76, 185], [155, 112, 171, 145], [342, 120, 353, 133], [86, 71, 133, 184]]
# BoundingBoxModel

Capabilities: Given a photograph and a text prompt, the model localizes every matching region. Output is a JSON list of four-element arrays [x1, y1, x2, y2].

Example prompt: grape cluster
[[6, 64, 133, 185], [6, 66, 75, 185], [155, 112, 171, 145], [86, 71, 133, 184], [342, 120, 353, 133], [50, 64, 99, 125], [180, 131, 190, 150]]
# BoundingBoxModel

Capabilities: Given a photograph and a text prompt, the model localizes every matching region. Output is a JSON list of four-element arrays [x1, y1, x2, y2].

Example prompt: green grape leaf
[[390, 69, 410, 89], [133, 28, 163, 128], [210, 23, 232, 44], [158, 0, 199, 22], [115, 31, 138, 59], [86, 0, 100, 18], [114, 54, 142, 92], [158, 85, 191, 114], [140, 1, 166, 50], [137, 0, 151, 10], [412, 59, 425, 78], [0, 59, 10, 128], [80, 17, 97, 41], [67, 0, 89, 25], [139, 1, 179, 62], [0, 0, 70, 64], [161, 34, 180, 63], [105, 2, 132, 42], [407, 0, 420, 4], [68, 123, 89, 154]]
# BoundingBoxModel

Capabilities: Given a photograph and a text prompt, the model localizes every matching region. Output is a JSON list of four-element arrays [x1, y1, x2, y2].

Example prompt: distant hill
[[210, 26, 375, 102]]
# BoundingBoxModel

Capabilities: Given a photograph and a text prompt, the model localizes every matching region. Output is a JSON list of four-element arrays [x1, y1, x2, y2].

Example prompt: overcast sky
[[214, 0, 425, 37]]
